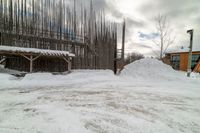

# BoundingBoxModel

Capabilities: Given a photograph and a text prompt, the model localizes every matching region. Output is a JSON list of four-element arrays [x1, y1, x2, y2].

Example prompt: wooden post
[[20, 53, 41, 73], [63, 57, 72, 72], [68, 60, 72, 72], [30, 55, 33, 73], [114, 38, 117, 74]]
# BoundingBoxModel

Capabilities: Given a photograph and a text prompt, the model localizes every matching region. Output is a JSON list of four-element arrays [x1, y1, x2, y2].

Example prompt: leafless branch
[[152, 14, 175, 59]]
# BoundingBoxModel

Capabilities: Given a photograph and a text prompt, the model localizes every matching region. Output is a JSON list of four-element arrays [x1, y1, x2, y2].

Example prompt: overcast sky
[[85, 0, 200, 57]]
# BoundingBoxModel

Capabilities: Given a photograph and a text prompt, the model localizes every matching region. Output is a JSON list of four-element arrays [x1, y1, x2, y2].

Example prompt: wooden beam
[[0, 51, 73, 59], [68, 61, 72, 72], [30, 55, 33, 73], [62, 57, 72, 71], [32, 54, 41, 61], [19, 54, 41, 73], [20, 53, 31, 61], [0, 57, 6, 64]]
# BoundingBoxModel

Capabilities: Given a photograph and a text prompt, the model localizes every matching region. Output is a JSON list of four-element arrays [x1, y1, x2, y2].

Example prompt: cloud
[[138, 32, 159, 40], [104, 0, 200, 56]]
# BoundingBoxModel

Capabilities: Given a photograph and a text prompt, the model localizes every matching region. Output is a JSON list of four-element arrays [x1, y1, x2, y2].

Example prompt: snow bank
[[0, 70, 116, 89], [191, 72, 200, 78], [22, 70, 114, 82], [20, 70, 115, 87], [0, 65, 23, 75], [0, 73, 17, 81], [121, 58, 184, 80], [0, 73, 18, 89]]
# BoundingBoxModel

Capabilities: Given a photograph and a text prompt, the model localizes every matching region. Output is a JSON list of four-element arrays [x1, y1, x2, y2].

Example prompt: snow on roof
[[166, 48, 200, 54], [0, 45, 75, 57]]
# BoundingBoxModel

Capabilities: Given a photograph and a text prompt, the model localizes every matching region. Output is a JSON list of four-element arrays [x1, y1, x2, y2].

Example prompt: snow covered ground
[[0, 58, 200, 133]]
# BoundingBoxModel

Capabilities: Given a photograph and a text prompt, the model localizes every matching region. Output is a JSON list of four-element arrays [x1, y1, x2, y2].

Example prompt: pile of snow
[[121, 58, 184, 80]]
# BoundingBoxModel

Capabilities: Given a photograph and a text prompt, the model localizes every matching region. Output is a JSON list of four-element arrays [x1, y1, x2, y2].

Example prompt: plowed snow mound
[[120, 58, 183, 80]]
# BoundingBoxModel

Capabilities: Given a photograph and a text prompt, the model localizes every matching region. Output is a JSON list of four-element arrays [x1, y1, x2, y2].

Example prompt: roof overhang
[[0, 45, 75, 58]]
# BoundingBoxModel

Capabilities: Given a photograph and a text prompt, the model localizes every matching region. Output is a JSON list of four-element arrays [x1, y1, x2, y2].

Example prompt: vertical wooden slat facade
[[0, 0, 118, 72]]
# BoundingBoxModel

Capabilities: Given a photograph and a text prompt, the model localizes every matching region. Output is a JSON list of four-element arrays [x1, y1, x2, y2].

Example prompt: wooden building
[[165, 50, 200, 72], [0, 45, 74, 72], [0, 0, 118, 73]]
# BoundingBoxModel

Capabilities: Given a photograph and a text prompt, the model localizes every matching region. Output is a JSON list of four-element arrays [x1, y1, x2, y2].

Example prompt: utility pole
[[187, 29, 194, 77], [114, 35, 117, 74], [121, 19, 126, 64]]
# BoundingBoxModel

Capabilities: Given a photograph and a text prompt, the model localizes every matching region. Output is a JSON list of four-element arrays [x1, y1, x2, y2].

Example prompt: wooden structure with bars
[[0, 0, 118, 73]]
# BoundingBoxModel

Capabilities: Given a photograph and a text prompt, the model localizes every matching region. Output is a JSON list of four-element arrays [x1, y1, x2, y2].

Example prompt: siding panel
[[180, 53, 188, 71]]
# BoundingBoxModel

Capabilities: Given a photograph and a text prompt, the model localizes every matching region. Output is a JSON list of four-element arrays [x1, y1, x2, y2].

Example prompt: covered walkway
[[0, 45, 75, 72]]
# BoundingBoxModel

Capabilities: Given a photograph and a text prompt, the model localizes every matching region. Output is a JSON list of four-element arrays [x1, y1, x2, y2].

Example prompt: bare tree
[[152, 14, 175, 59], [125, 52, 144, 65]]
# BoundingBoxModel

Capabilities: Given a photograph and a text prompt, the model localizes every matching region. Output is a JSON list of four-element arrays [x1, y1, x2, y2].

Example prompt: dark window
[[191, 54, 200, 69], [171, 55, 180, 70]]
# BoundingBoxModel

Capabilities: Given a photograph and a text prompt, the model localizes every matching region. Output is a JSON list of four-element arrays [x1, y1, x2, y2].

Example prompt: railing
[[0, 29, 85, 44]]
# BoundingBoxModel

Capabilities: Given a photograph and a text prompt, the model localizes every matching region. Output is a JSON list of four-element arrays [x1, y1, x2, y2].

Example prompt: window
[[171, 55, 180, 70], [192, 54, 200, 61], [191, 54, 200, 69]]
